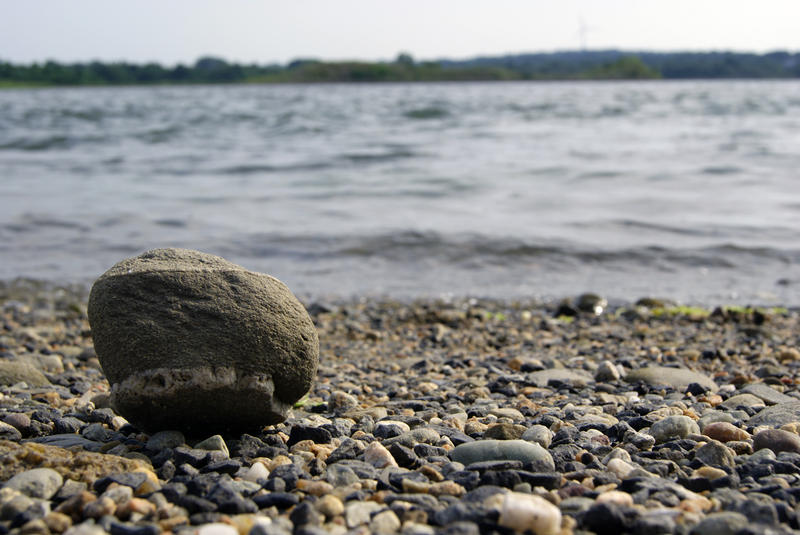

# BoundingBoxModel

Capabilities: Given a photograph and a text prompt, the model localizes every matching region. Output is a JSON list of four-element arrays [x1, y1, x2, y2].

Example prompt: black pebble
[[201, 459, 242, 475], [388, 443, 419, 468], [253, 492, 299, 509], [109, 522, 160, 535], [176, 494, 217, 514], [287, 425, 332, 447]]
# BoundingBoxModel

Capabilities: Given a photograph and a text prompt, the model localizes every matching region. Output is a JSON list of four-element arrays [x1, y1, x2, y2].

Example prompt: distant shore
[[3, 49, 800, 87]]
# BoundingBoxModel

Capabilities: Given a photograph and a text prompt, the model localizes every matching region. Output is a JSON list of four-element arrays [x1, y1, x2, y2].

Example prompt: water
[[1, 81, 799, 304]]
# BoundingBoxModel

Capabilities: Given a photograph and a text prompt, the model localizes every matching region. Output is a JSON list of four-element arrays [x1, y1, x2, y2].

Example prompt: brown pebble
[[429, 481, 465, 497], [158, 515, 189, 531], [780, 422, 800, 434], [753, 429, 800, 454], [484, 422, 526, 440], [19, 518, 50, 535], [116, 497, 156, 520], [3, 413, 31, 432], [315, 494, 344, 518], [54, 491, 96, 521], [692, 466, 727, 480], [726, 441, 753, 455], [703, 421, 750, 442], [42, 512, 72, 534], [420, 464, 444, 482], [295, 479, 334, 497]]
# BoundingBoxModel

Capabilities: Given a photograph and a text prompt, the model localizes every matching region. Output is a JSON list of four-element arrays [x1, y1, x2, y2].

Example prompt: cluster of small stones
[[2, 280, 800, 534]]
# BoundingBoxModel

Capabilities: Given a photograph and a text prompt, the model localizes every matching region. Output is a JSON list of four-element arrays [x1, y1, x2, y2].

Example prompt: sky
[[2, 1, 799, 66]]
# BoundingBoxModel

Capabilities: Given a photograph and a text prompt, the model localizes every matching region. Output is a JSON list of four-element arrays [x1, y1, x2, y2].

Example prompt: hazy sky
[[3, 1, 799, 65]]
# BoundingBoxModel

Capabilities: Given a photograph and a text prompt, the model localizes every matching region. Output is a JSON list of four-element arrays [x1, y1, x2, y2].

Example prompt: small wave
[[341, 150, 417, 163], [4, 216, 90, 233], [154, 219, 187, 228], [404, 107, 449, 119], [701, 166, 742, 175], [215, 161, 330, 175], [230, 231, 800, 272], [135, 126, 182, 144], [0, 135, 73, 151]]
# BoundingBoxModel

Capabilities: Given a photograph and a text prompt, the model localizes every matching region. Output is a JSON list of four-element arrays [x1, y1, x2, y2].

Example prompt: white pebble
[[195, 523, 239, 535], [596, 490, 634, 507], [242, 461, 269, 483], [370, 509, 401, 534], [606, 458, 635, 479], [498, 492, 561, 535]]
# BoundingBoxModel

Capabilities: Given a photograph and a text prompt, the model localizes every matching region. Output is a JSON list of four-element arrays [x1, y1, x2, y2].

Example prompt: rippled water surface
[[1, 81, 799, 303]]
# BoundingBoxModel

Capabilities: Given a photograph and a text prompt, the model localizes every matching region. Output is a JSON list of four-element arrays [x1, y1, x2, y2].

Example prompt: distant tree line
[[1, 50, 799, 87]]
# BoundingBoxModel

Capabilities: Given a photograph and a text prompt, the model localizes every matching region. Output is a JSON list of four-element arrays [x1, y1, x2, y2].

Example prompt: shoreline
[[1, 282, 800, 533]]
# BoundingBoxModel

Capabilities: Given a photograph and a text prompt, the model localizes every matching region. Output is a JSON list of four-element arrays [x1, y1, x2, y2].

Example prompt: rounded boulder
[[88, 248, 319, 434]]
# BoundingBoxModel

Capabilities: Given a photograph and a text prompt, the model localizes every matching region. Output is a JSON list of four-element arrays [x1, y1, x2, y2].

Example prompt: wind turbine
[[577, 17, 597, 51]]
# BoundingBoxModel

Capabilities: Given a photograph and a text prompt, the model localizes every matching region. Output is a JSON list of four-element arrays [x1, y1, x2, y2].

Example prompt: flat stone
[[753, 429, 800, 455], [527, 369, 592, 388], [28, 434, 104, 452], [0, 361, 50, 387], [748, 401, 800, 427], [87, 248, 319, 434], [624, 366, 717, 392], [383, 428, 440, 448], [3, 467, 63, 499], [741, 383, 796, 405], [689, 511, 748, 535], [450, 440, 554, 470], [720, 393, 765, 410]]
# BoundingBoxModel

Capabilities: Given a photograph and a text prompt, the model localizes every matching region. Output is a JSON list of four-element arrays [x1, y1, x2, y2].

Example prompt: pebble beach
[[2, 280, 800, 535]]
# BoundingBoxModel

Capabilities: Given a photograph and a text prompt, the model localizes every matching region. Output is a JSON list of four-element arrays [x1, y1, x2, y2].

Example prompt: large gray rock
[[88, 248, 319, 434]]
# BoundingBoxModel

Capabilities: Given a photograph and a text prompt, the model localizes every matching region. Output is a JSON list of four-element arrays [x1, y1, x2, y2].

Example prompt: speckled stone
[[649, 415, 700, 443]]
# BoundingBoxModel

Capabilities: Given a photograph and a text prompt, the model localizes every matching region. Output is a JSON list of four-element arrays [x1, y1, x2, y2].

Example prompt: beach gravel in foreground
[[1, 281, 800, 533]]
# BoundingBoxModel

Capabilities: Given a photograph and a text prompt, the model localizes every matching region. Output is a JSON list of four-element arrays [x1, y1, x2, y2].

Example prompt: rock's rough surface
[[87, 248, 319, 434]]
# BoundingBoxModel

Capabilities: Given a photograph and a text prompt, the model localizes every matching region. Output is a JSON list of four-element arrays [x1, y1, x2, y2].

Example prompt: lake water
[[1, 81, 799, 304]]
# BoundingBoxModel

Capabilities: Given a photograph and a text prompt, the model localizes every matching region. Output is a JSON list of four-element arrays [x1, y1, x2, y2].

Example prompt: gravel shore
[[2, 280, 800, 534]]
